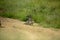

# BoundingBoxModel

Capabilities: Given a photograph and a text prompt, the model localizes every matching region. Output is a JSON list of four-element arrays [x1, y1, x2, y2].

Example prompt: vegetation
[[0, 0, 60, 28]]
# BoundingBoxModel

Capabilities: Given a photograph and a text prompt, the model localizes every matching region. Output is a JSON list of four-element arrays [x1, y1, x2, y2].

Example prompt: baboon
[[26, 15, 34, 25]]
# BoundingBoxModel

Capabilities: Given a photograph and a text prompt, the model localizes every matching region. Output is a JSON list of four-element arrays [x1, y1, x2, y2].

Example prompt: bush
[[0, 0, 60, 29]]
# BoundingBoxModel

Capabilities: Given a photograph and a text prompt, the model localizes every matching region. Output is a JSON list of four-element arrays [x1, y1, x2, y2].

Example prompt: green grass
[[0, 0, 60, 28]]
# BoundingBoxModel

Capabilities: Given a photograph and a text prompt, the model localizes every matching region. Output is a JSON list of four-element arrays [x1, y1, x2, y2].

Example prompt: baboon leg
[[26, 20, 33, 25], [30, 21, 34, 25]]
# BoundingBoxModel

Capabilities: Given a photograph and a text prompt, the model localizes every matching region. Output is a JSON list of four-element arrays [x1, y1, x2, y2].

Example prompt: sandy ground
[[0, 17, 60, 40]]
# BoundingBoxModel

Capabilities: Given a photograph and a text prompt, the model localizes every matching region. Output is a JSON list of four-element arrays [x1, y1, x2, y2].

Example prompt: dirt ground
[[0, 17, 60, 40]]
